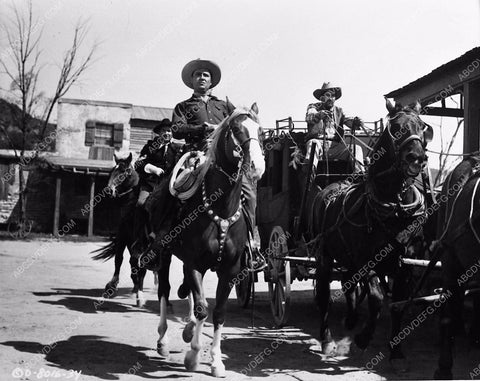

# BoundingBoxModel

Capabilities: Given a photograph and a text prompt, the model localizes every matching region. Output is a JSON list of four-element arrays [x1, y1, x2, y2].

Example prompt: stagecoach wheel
[[235, 270, 252, 308], [8, 218, 33, 239], [267, 226, 291, 327]]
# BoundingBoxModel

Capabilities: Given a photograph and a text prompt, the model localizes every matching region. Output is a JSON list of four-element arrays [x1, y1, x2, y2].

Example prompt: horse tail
[[91, 239, 117, 261]]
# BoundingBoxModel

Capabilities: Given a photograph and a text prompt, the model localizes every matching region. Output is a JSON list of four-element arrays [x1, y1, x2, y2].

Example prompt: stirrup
[[246, 237, 267, 272]]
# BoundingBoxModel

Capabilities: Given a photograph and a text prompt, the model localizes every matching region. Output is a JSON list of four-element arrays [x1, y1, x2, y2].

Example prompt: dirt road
[[0, 237, 478, 380]]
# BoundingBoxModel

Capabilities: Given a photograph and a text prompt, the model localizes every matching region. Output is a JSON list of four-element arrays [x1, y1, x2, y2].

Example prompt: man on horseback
[[136, 118, 177, 207], [305, 82, 364, 172], [144, 59, 265, 294]]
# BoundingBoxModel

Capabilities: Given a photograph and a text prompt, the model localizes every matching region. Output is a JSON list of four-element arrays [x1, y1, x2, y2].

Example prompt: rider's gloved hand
[[203, 122, 216, 134], [352, 117, 363, 129]]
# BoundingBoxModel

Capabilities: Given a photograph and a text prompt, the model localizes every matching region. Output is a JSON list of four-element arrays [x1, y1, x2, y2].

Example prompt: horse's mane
[[199, 107, 251, 178]]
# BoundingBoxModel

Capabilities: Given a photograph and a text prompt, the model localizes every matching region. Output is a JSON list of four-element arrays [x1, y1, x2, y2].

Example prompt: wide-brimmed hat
[[181, 59, 221, 89], [153, 118, 172, 134], [313, 82, 342, 100]]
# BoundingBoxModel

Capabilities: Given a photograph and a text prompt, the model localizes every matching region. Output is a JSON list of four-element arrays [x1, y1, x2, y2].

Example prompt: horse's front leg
[[316, 254, 336, 355], [210, 270, 237, 378], [434, 285, 463, 380], [343, 272, 359, 330], [157, 252, 171, 357], [184, 267, 207, 372], [470, 293, 480, 347], [129, 245, 147, 308], [354, 271, 383, 350], [389, 267, 410, 373], [105, 237, 125, 296]]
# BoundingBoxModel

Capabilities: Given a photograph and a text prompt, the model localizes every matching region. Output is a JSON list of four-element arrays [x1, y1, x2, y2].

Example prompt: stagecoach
[[235, 116, 386, 326]]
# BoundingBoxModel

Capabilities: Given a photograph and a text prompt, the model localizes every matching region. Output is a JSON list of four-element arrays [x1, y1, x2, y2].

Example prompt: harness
[[202, 181, 243, 264], [373, 113, 426, 179], [201, 111, 261, 267]]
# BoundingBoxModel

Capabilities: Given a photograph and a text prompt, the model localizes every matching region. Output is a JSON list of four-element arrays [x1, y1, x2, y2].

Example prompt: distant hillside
[[0, 98, 56, 151]]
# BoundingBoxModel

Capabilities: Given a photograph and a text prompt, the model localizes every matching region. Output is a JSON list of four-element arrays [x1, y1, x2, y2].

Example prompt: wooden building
[[30, 98, 172, 236], [385, 47, 480, 153]]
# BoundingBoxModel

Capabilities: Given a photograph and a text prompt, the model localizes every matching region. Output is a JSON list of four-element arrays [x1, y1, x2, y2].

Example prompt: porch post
[[53, 176, 61, 237], [463, 80, 480, 153], [88, 176, 95, 237]]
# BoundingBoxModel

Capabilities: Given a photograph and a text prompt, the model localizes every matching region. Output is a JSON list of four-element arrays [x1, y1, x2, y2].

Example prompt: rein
[[116, 187, 134, 198], [202, 113, 255, 266]]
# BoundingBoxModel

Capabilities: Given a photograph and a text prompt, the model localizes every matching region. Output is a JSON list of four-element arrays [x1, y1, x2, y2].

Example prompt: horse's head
[[208, 103, 265, 181], [371, 100, 433, 182], [386, 99, 433, 178], [108, 152, 136, 198]]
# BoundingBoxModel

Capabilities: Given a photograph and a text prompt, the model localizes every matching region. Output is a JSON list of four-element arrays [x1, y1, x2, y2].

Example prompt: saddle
[[169, 151, 207, 201]]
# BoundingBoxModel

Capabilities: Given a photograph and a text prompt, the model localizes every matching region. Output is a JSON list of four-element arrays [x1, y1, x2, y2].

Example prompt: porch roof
[[42, 156, 114, 175]]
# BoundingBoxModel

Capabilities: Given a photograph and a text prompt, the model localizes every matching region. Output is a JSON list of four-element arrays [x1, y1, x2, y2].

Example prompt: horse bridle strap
[[397, 134, 423, 151], [116, 187, 134, 198], [202, 181, 243, 264]]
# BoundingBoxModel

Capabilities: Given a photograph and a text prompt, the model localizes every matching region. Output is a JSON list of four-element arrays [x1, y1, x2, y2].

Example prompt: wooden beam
[[388, 57, 480, 106], [423, 107, 464, 118], [88, 176, 95, 237], [53, 176, 61, 237], [463, 80, 480, 153]]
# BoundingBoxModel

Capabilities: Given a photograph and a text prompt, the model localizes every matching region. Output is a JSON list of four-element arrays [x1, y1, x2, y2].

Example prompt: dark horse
[[92, 153, 148, 307], [309, 100, 433, 367], [147, 104, 265, 377], [433, 155, 480, 379]]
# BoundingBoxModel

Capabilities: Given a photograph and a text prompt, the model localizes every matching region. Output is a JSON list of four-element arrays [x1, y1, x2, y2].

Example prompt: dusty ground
[[0, 237, 479, 381]]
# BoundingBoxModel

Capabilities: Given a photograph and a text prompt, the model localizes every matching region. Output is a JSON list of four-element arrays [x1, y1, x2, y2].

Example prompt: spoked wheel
[[235, 269, 252, 308], [267, 226, 291, 327], [8, 218, 33, 239]]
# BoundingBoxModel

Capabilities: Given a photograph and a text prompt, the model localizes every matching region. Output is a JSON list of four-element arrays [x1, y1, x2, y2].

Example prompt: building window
[[94, 123, 114, 146], [85, 121, 123, 148]]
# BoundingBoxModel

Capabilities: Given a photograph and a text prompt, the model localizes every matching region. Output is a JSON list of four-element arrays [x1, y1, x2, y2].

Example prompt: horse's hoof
[[211, 364, 226, 378], [182, 321, 195, 343], [390, 358, 409, 373], [177, 283, 189, 299], [321, 340, 337, 356], [136, 291, 146, 308], [157, 342, 169, 358], [184, 350, 199, 371], [104, 284, 117, 298]]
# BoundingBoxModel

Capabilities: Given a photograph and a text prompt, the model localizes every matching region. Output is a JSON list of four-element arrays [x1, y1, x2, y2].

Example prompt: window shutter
[[113, 123, 124, 148], [85, 121, 95, 146]]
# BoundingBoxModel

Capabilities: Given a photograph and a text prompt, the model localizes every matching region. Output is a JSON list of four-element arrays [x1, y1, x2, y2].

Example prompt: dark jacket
[[172, 94, 230, 151], [137, 139, 182, 190]]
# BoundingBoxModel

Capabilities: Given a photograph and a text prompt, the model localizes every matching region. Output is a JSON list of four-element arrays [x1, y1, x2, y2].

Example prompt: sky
[[1, 0, 479, 168]]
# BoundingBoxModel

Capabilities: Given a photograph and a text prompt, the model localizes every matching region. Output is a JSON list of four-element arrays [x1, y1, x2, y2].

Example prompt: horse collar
[[202, 181, 243, 264]]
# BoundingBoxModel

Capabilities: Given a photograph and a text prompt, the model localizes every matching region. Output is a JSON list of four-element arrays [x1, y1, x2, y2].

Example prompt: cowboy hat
[[181, 59, 221, 89], [313, 82, 342, 100], [153, 118, 172, 134]]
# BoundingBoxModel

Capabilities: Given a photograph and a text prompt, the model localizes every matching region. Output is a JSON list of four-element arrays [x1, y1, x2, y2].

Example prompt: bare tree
[[0, 1, 97, 235]]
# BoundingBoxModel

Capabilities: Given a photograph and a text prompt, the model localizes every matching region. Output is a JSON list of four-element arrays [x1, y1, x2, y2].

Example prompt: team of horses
[[93, 101, 479, 379]]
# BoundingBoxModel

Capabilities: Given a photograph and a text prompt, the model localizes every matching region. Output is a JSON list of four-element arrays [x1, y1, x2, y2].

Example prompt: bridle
[[109, 164, 135, 198], [215, 110, 261, 183], [202, 110, 261, 266], [373, 112, 427, 180]]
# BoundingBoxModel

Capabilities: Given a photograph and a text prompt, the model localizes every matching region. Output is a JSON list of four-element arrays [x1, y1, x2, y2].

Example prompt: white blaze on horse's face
[[107, 164, 120, 197], [241, 117, 265, 180]]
